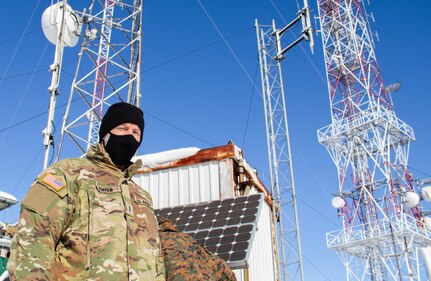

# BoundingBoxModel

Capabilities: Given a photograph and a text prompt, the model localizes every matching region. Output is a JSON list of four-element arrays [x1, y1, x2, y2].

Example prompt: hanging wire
[[142, 26, 253, 74], [145, 111, 215, 147], [196, 0, 263, 97], [0, 0, 42, 90], [0, 42, 50, 149], [0, 0, 43, 148], [409, 165, 431, 178], [241, 62, 259, 149]]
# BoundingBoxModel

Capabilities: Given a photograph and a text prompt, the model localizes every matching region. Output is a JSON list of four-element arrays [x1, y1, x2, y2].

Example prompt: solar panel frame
[[155, 193, 264, 269]]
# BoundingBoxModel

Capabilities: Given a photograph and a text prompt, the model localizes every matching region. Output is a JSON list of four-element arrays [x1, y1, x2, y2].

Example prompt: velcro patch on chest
[[40, 173, 66, 193], [96, 183, 121, 193], [135, 194, 153, 209]]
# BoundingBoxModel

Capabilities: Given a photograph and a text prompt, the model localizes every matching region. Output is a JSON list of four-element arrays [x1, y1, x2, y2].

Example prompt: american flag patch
[[41, 174, 66, 192]]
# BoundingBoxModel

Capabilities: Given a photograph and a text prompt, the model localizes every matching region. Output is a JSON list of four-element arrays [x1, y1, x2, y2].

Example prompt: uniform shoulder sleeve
[[8, 163, 73, 280], [21, 163, 69, 216]]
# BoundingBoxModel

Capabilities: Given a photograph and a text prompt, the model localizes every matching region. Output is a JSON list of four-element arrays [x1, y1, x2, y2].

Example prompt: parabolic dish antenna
[[41, 2, 82, 47], [0, 191, 18, 211]]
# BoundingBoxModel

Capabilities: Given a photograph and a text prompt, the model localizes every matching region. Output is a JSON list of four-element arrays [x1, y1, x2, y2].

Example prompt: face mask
[[104, 133, 140, 166]]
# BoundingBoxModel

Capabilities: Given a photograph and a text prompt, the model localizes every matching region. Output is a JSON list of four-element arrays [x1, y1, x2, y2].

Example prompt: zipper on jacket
[[86, 191, 92, 271]]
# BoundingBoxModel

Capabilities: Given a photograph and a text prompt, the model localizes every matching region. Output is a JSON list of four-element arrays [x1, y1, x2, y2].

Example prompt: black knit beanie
[[99, 102, 145, 143]]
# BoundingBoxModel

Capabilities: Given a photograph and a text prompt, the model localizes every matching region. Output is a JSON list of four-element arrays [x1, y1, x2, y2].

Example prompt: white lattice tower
[[57, 0, 143, 158], [87, 0, 115, 148], [316, 1, 431, 280], [256, 20, 305, 281]]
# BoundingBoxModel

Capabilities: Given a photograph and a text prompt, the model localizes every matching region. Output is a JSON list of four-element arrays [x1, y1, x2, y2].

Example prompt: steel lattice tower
[[57, 0, 143, 158], [316, 1, 431, 280], [255, 4, 312, 280]]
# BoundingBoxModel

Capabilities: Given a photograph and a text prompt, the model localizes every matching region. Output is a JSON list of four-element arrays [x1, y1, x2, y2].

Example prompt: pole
[[43, 0, 68, 169]]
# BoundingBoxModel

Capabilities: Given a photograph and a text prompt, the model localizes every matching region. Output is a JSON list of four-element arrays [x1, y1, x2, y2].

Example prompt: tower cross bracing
[[316, 0, 431, 280], [57, 0, 143, 158]]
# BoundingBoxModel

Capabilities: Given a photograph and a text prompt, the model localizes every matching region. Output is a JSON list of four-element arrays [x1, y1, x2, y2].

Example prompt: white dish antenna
[[0, 191, 18, 211], [41, 2, 82, 47], [424, 217, 431, 231], [422, 185, 431, 201], [404, 191, 420, 208], [331, 196, 345, 209]]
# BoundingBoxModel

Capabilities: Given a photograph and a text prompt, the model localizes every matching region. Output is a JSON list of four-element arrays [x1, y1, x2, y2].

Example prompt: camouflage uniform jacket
[[158, 219, 237, 281], [8, 144, 166, 281]]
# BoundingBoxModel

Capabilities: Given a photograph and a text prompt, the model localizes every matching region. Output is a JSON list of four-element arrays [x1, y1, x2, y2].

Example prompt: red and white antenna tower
[[316, 1, 431, 280], [56, 0, 143, 159]]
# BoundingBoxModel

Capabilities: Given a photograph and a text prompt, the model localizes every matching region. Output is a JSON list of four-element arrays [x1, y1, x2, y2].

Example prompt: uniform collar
[[86, 144, 142, 178]]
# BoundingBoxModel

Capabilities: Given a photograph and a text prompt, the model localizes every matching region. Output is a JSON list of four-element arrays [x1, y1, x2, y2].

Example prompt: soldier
[[158, 219, 237, 281], [8, 102, 166, 281]]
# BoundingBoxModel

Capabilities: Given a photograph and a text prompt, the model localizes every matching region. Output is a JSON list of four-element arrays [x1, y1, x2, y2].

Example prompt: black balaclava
[[99, 102, 145, 166]]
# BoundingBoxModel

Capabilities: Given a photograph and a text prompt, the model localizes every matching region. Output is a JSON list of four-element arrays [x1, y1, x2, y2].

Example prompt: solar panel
[[155, 193, 264, 269]]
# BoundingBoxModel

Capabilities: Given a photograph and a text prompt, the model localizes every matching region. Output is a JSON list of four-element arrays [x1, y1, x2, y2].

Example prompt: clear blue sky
[[0, 1, 430, 280]]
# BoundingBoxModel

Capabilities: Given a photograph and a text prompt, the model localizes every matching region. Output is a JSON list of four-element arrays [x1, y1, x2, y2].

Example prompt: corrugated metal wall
[[133, 159, 234, 209], [247, 203, 276, 281]]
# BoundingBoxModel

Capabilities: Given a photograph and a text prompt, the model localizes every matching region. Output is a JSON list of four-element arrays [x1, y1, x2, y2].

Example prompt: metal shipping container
[[133, 143, 277, 281]]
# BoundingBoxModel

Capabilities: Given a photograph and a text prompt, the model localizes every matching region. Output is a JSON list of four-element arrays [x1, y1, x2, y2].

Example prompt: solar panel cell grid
[[155, 193, 263, 267]]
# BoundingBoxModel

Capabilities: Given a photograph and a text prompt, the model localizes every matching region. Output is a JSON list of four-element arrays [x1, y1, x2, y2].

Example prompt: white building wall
[[133, 160, 234, 209], [247, 202, 276, 281]]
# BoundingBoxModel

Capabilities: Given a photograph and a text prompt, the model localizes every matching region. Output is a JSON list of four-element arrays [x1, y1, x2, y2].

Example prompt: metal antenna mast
[[42, 0, 69, 169], [255, 1, 313, 280], [316, 1, 431, 280], [56, 0, 143, 159]]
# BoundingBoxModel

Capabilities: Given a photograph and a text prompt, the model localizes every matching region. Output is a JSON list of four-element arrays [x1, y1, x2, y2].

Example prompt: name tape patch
[[41, 174, 66, 192]]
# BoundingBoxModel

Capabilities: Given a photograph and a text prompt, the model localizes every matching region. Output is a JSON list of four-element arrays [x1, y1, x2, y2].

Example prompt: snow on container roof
[[135, 143, 272, 206], [133, 147, 200, 170], [135, 143, 242, 173]]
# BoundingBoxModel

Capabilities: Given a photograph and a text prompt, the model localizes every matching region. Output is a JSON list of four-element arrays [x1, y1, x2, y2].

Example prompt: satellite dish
[[422, 186, 431, 202], [404, 191, 420, 208], [384, 83, 401, 94], [331, 196, 345, 209], [0, 191, 18, 211], [424, 216, 431, 231], [41, 2, 82, 47]]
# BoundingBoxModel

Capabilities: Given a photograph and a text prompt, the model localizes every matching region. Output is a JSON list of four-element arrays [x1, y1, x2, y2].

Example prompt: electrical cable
[[408, 165, 431, 178], [0, 42, 50, 149], [0, 28, 43, 46], [145, 111, 215, 147], [241, 62, 259, 149], [141, 26, 253, 74], [249, 163, 339, 280], [301, 253, 333, 281], [296, 196, 339, 227], [196, 0, 263, 97], [0, 0, 42, 91], [0, 111, 47, 134], [0, 60, 77, 82], [11, 145, 44, 196], [0, 96, 81, 134]]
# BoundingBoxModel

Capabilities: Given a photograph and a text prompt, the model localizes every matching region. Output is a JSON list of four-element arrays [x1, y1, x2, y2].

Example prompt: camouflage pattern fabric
[[158, 218, 237, 281], [8, 144, 166, 281]]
